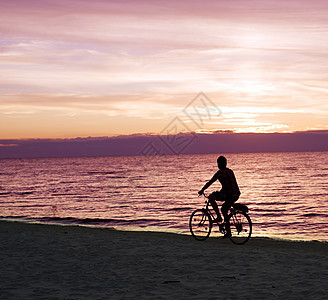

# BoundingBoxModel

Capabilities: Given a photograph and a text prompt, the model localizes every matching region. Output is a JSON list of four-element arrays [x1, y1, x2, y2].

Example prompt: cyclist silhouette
[[198, 156, 240, 237]]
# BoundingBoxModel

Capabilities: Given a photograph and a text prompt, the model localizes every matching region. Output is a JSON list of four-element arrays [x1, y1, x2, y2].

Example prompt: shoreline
[[1, 220, 328, 299], [1, 217, 327, 244]]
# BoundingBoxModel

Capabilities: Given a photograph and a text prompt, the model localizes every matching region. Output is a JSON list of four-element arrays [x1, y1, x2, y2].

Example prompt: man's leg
[[221, 200, 233, 237], [221, 201, 232, 222], [208, 192, 222, 222], [221, 195, 238, 222]]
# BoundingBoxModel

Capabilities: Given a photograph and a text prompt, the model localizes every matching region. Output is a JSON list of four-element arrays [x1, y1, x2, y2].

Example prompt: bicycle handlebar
[[199, 191, 209, 198]]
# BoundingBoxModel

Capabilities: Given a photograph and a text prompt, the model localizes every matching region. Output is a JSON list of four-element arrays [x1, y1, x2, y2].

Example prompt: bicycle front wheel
[[189, 209, 212, 241], [228, 211, 252, 245]]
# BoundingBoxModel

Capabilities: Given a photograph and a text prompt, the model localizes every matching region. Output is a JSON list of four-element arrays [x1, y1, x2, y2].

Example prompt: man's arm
[[198, 174, 217, 195]]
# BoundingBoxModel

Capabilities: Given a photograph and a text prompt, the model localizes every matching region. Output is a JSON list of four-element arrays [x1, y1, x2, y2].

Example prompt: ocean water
[[0, 152, 327, 242]]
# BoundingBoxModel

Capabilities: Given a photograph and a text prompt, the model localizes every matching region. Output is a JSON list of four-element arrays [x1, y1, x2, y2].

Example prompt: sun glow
[[230, 80, 274, 95], [234, 124, 289, 133]]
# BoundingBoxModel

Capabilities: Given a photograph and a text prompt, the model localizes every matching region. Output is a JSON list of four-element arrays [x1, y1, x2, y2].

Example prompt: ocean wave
[[301, 213, 328, 218], [87, 171, 126, 175], [14, 191, 34, 196], [166, 207, 193, 211], [0, 216, 162, 227], [252, 208, 286, 212], [255, 202, 290, 206], [0, 192, 11, 196], [283, 167, 298, 171], [16, 204, 49, 208], [310, 174, 328, 178]]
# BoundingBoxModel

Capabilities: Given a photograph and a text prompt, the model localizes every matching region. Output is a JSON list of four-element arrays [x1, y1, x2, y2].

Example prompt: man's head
[[217, 156, 227, 169]]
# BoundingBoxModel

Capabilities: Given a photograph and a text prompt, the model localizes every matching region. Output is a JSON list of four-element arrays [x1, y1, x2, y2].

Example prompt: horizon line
[[1, 129, 328, 142]]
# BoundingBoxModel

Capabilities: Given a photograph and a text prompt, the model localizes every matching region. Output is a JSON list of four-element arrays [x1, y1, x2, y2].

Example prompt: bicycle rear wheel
[[227, 211, 252, 245], [189, 209, 212, 241]]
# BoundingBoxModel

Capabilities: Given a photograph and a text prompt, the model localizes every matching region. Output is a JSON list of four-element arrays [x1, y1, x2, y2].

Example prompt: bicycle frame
[[200, 193, 244, 233], [200, 195, 227, 234], [201, 193, 225, 222]]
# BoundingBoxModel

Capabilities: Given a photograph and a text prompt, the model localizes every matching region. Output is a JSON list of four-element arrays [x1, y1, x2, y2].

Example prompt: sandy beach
[[1, 221, 327, 300]]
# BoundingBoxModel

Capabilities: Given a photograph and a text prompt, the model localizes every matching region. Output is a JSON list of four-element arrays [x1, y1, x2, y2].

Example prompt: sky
[[1, 0, 328, 139]]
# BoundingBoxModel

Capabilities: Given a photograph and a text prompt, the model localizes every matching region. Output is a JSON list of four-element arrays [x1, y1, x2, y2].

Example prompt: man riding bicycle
[[198, 156, 240, 237]]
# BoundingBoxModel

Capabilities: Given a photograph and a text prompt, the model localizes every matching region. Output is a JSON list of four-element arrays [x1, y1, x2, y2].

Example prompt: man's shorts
[[210, 191, 239, 204]]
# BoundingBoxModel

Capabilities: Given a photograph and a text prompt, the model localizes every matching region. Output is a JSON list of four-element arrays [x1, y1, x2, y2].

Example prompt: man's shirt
[[213, 167, 240, 199]]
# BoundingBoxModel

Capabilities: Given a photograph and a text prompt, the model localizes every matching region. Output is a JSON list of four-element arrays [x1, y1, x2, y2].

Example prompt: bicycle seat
[[232, 203, 249, 213]]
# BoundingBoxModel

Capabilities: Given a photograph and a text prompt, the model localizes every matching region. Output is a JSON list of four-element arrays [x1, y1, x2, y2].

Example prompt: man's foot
[[222, 233, 230, 239]]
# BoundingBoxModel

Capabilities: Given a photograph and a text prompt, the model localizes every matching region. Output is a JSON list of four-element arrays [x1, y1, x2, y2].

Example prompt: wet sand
[[1, 220, 327, 299]]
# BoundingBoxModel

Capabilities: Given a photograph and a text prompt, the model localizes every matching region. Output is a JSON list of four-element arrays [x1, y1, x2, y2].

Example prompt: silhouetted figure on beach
[[198, 156, 240, 238]]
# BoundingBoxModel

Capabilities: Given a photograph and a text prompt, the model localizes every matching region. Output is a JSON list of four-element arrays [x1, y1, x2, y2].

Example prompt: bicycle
[[189, 192, 252, 245]]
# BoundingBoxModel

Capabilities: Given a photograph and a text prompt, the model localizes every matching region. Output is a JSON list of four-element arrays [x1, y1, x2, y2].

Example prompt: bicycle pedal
[[219, 223, 226, 234]]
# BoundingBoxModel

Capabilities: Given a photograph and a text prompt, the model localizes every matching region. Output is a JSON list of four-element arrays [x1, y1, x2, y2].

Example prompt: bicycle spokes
[[228, 211, 252, 245], [189, 209, 212, 241]]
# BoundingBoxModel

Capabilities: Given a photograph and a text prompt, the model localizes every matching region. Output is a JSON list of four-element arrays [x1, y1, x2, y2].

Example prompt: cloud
[[1, 0, 328, 138], [0, 130, 327, 158], [0, 93, 181, 118], [0, 143, 18, 147]]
